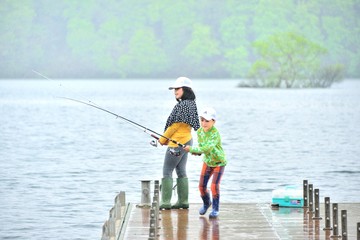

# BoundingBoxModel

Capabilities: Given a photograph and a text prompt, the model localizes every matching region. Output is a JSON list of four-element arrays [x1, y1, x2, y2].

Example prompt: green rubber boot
[[171, 177, 189, 209], [159, 177, 173, 210]]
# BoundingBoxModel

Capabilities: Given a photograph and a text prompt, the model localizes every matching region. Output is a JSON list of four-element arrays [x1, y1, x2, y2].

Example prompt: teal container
[[272, 185, 304, 208]]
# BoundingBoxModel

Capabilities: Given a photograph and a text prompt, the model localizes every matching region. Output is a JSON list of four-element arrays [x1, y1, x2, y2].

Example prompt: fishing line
[[32, 69, 101, 107]]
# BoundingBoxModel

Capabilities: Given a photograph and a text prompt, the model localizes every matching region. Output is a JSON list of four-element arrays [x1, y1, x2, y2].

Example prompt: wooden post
[[307, 184, 314, 214], [330, 203, 341, 238], [154, 180, 160, 223], [137, 180, 151, 208], [341, 210, 347, 240], [119, 191, 126, 206], [152, 201, 159, 235], [115, 193, 122, 220], [154, 180, 160, 210], [154, 180, 160, 198], [102, 191, 128, 240], [323, 197, 332, 230], [148, 208, 156, 240], [109, 207, 116, 238], [142, 180, 151, 205], [148, 180, 160, 239], [101, 220, 110, 240], [303, 180, 308, 208], [312, 189, 322, 220]]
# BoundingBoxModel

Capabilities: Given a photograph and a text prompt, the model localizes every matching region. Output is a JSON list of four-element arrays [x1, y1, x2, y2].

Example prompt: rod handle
[[151, 134, 159, 140]]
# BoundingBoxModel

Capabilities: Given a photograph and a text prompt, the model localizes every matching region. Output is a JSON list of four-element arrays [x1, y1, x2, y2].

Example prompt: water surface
[[0, 79, 359, 239]]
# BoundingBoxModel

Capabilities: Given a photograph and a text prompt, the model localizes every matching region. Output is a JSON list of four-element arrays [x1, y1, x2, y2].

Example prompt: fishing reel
[[169, 148, 181, 157], [150, 139, 158, 147], [149, 138, 181, 157]]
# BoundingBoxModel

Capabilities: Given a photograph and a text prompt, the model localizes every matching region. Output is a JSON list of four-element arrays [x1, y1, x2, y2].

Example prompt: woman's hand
[[183, 145, 190, 152], [158, 139, 169, 146]]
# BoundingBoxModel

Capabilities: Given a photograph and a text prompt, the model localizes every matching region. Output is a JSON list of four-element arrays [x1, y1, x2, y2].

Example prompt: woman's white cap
[[169, 77, 192, 90], [200, 107, 217, 121]]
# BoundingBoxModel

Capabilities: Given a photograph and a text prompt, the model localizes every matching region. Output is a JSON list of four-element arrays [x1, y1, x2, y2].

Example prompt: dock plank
[[121, 203, 360, 239]]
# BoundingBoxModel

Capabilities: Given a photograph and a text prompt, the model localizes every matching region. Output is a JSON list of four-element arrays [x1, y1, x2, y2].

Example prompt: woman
[[158, 77, 200, 210]]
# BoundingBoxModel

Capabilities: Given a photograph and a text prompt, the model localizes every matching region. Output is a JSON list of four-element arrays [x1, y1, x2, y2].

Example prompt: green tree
[[118, 28, 169, 77], [222, 46, 248, 78], [249, 32, 328, 88], [93, 16, 125, 76], [0, 0, 359, 79], [309, 64, 344, 87], [182, 23, 221, 76], [66, 17, 97, 57], [252, 0, 296, 38], [0, 0, 39, 77], [147, 0, 199, 76], [219, 15, 250, 77]]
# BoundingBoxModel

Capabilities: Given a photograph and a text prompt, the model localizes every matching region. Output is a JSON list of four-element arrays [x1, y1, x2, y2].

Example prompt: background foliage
[[249, 31, 333, 87], [0, 0, 359, 79]]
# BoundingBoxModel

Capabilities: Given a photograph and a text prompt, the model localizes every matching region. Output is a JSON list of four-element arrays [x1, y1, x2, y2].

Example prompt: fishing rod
[[33, 70, 188, 156], [62, 97, 186, 149]]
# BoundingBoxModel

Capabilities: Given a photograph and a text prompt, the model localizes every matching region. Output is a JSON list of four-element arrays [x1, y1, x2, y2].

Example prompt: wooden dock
[[119, 202, 360, 239]]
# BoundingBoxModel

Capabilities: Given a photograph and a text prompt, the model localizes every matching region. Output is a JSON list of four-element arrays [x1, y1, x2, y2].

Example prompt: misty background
[[1, 1, 360, 239], [1, 0, 359, 79]]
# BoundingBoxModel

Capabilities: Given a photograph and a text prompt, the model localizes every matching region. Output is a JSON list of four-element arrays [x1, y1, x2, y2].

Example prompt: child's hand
[[184, 145, 190, 152], [192, 153, 202, 156]]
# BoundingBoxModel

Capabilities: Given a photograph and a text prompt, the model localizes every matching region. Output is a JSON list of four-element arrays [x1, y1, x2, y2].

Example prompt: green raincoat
[[190, 126, 227, 167]]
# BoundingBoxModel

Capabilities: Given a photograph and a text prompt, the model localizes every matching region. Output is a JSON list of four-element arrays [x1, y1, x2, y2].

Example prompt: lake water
[[0, 79, 359, 239]]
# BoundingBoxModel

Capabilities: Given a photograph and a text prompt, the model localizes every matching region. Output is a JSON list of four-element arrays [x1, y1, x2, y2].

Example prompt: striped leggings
[[198, 162, 225, 199]]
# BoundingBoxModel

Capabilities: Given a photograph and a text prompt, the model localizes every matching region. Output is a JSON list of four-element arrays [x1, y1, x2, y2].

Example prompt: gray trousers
[[162, 139, 193, 178]]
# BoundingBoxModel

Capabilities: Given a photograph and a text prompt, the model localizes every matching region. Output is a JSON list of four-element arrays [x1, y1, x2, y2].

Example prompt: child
[[184, 107, 227, 218]]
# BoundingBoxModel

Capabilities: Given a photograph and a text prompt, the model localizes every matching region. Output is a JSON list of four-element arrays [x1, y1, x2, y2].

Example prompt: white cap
[[200, 107, 216, 121], [169, 77, 192, 90]]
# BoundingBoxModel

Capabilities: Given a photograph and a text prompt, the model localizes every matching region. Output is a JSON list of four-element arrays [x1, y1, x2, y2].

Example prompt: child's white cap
[[169, 77, 192, 90], [200, 107, 217, 121]]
